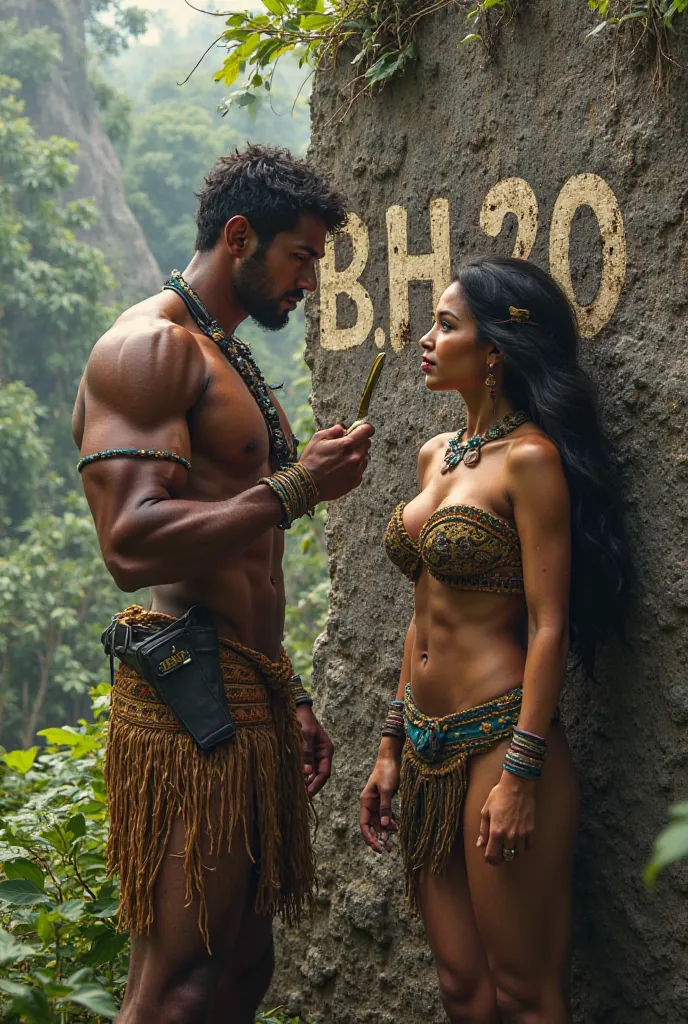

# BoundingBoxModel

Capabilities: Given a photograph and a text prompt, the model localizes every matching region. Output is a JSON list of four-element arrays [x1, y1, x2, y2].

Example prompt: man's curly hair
[[195, 144, 347, 251]]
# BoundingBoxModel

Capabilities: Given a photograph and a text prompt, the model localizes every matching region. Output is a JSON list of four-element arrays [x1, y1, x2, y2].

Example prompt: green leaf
[[0, 878, 50, 906], [299, 12, 334, 30], [86, 896, 118, 918], [645, 813, 688, 885], [214, 56, 242, 88], [3, 857, 45, 890], [235, 32, 262, 61], [64, 968, 93, 987], [458, 32, 483, 46], [83, 930, 128, 966], [0, 979, 53, 1024], [64, 983, 119, 1019], [59, 898, 86, 921], [44, 826, 70, 854], [66, 813, 86, 838], [265, 42, 294, 62], [0, 925, 37, 966], [36, 909, 56, 944], [37, 727, 79, 745], [37, 727, 96, 751], [364, 51, 404, 84], [617, 10, 649, 22], [0, 979, 30, 999], [33, 974, 73, 999], [262, 0, 287, 14], [2, 746, 38, 773]]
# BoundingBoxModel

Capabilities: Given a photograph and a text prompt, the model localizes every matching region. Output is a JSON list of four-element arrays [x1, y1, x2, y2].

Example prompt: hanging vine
[[199, 0, 687, 114], [204, 0, 515, 115], [586, 1, 688, 92]]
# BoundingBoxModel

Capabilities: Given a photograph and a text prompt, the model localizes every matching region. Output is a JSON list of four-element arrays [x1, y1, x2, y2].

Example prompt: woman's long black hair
[[456, 255, 630, 676]]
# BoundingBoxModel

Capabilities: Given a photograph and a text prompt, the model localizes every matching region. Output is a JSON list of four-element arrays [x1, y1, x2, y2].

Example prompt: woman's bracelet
[[381, 699, 405, 740], [291, 675, 314, 707], [503, 726, 547, 780], [259, 462, 319, 530]]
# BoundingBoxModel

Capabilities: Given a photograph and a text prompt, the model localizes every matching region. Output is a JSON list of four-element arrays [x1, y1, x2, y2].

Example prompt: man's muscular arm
[[77, 322, 372, 591]]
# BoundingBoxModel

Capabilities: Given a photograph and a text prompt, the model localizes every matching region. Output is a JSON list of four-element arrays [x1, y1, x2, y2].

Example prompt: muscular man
[[73, 146, 372, 1023]]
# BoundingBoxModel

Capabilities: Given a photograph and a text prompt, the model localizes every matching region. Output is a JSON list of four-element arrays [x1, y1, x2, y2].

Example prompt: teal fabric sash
[[403, 683, 523, 764]]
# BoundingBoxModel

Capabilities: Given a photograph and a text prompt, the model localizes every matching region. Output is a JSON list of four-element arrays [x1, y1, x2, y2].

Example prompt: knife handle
[[345, 418, 370, 436]]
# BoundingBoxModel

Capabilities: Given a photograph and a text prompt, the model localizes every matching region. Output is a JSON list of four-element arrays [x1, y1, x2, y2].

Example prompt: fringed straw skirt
[[399, 684, 522, 907], [105, 607, 315, 950]]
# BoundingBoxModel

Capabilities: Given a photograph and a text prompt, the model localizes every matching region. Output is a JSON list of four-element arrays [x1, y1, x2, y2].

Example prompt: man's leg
[[209, 899, 275, 1024], [118, 790, 256, 1024]]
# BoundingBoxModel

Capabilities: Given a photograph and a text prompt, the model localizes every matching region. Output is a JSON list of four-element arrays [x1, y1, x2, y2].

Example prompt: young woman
[[360, 256, 628, 1023]]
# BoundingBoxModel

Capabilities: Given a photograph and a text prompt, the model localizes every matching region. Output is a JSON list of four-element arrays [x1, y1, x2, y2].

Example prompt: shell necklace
[[441, 410, 531, 474]]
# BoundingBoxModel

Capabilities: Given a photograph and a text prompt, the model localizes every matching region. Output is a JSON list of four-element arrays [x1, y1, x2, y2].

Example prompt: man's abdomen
[[150, 561, 286, 661]]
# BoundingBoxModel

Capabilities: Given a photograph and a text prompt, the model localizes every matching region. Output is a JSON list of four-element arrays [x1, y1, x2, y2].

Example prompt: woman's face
[[419, 282, 487, 393]]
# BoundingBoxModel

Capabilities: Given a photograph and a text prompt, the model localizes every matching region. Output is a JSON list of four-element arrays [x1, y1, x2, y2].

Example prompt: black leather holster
[[101, 605, 236, 751]]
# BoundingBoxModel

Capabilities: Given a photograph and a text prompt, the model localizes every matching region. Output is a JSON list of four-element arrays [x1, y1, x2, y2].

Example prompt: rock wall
[[271, 4, 688, 1023], [2, 0, 160, 298]]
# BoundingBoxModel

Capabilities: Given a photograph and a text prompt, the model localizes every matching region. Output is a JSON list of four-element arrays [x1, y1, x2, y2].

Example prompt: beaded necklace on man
[[441, 410, 531, 474], [163, 269, 297, 469]]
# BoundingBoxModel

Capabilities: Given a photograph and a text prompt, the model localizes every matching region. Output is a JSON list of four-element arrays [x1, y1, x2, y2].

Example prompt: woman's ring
[[502, 847, 517, 861]]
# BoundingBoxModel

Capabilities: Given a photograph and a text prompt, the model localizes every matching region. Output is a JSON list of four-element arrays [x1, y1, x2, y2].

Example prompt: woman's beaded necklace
[[441, 410, 531, 474], [163, 270, 296, 469]]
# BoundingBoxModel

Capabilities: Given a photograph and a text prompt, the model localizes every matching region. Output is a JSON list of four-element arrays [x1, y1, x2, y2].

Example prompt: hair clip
[[508, 306, 530, 323]]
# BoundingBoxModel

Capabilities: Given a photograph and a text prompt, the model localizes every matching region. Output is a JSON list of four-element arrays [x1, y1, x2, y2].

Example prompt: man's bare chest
[[188, 343, 292, 483]]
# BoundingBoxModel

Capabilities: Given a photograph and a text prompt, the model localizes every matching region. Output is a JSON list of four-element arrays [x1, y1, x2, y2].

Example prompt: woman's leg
[[417, 831, 500, 1024], [463, 725, 578, 1024]]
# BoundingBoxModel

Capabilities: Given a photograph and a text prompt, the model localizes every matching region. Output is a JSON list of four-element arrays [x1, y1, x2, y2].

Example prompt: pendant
[[441, 411, 531, 477]]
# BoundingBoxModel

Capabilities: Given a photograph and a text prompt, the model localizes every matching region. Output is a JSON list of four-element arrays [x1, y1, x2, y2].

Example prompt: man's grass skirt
[[106, 606, 315, 950]]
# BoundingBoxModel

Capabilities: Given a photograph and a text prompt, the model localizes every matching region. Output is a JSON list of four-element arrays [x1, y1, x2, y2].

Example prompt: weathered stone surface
[[3, 0, 160, 299], [270, 3, 688, 1022]]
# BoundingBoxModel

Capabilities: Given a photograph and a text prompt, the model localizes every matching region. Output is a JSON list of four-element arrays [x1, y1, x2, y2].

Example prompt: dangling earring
[[485, 363, 497, 415]]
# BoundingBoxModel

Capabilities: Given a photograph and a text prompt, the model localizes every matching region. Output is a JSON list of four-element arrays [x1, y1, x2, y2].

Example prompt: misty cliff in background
[[1, 0, 160, 297]]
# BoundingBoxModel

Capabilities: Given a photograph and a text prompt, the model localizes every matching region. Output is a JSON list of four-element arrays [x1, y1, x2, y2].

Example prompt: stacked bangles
[[381, 699, 405, 740], [503, 726, 547, 780], [259, 462, 319, 530], [291, 675, 314, 708]]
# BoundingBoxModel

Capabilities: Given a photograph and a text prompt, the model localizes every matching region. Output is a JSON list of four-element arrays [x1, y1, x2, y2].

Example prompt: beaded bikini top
[[384, 502, 524, 594]]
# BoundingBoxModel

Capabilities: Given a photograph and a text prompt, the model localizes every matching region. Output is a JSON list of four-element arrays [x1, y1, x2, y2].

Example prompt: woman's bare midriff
[[410, 571, 527, 718]]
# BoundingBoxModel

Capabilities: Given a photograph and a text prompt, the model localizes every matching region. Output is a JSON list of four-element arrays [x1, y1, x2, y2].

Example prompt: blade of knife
[[355, 352, 386, 421]]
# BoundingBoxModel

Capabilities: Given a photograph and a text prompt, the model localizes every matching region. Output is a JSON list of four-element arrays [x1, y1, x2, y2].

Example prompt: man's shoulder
[[92, 295, 204, 377], [86, 295, 207, 412]]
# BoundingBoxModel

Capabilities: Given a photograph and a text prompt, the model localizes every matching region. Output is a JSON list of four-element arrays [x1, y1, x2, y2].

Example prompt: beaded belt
[[403, 684, 523, 764]]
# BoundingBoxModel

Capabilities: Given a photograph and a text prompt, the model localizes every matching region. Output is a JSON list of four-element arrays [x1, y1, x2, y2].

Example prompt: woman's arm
[[378, 615, 415, 759], [511, 435, 571, 737], [360, 616, 415, 852], [479, 435, 571, 865]]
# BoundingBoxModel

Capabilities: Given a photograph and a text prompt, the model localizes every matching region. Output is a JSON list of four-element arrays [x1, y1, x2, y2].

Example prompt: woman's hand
[[478, 772, 536, 866], [360, 746, 401, 853]]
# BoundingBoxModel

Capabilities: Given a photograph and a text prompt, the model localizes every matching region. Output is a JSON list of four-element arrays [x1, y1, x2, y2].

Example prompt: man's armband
[[78, 448, 191, 473]]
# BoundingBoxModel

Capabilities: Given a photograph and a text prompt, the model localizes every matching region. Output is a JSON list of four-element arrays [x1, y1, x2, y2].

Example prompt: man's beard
[[233, 248, 303, 331]]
